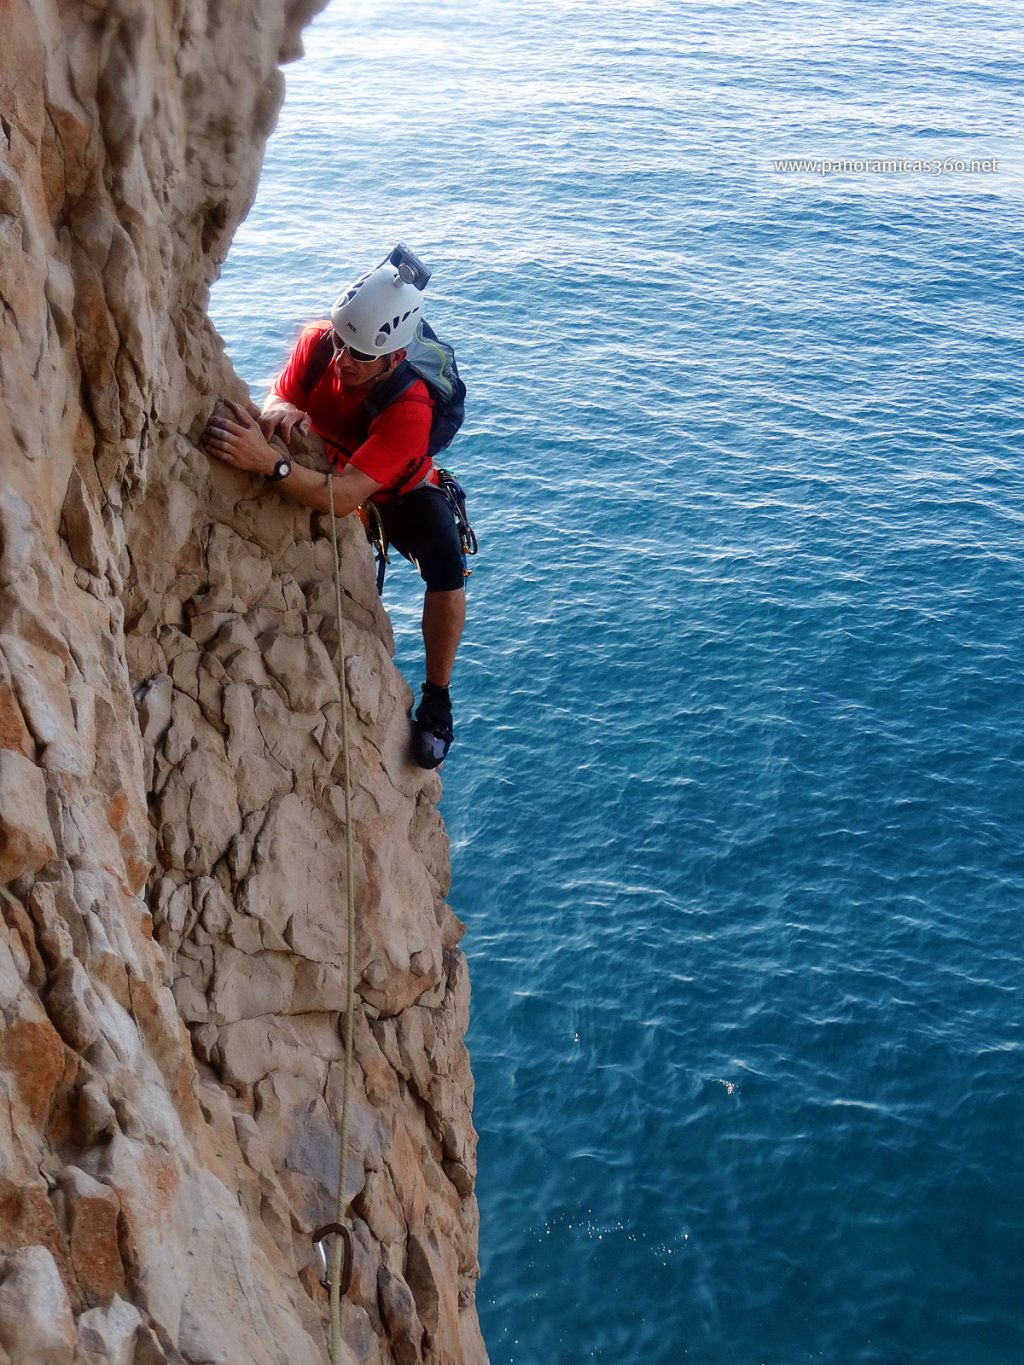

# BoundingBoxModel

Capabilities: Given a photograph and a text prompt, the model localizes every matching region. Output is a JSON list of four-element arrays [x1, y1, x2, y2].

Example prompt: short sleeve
[[270, 323, 331, 408]]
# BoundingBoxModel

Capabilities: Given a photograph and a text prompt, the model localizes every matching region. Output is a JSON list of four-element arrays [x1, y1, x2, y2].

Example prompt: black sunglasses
[[331, 330, 376, 364]]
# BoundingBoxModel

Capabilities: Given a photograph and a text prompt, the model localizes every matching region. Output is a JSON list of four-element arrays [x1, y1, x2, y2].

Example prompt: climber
[[202, 245, 466, 770]]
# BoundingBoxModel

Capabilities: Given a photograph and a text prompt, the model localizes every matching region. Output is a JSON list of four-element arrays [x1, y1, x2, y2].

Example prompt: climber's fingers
[[224, 399, 259, 429], [276, 410, 312, 444], [202, 414, 272, 475]]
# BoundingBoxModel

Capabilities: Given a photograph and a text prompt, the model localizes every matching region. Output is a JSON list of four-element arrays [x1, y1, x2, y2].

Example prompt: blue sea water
[[210, 2, 1024, 1361]]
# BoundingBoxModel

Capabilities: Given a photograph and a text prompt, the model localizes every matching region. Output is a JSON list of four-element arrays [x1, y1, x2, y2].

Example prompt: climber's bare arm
[[271, 460, 381, 517], [202, 403, 381, 516]]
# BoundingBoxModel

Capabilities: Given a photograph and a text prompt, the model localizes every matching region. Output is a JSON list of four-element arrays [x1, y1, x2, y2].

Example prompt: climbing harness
[[317, 472, 358, 1365], [358, 470, 478, 597]]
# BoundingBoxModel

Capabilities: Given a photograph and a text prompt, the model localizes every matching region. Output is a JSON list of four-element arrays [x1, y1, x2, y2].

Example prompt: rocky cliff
[[0, 3, 484, 1362]]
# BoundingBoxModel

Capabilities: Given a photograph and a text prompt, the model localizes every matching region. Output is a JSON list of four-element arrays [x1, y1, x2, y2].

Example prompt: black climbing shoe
[[411, 683, 454, 770]]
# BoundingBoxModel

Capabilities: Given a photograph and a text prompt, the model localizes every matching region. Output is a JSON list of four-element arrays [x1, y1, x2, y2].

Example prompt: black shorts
[[378, 485, 466, 593]]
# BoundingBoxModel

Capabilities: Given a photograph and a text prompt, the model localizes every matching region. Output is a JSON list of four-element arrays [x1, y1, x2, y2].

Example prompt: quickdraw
[[357, 500, 390, 594], [436, 467, 479, 573]]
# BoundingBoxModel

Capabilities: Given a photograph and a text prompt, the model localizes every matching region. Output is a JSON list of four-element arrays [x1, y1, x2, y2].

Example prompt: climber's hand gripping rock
[[202, 401, 277, 475], [258, 399, 311, 445]]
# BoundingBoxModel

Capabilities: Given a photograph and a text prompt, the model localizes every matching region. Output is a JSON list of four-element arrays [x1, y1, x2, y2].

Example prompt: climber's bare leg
[[422, 589, 465, 688]]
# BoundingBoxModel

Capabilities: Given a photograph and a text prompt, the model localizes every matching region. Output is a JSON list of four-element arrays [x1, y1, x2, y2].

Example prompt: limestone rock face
[[0, 4, 485, 1363]]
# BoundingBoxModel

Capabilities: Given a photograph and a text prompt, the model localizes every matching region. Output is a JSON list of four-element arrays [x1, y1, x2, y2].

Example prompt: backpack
[[297, 318, 466, 462]]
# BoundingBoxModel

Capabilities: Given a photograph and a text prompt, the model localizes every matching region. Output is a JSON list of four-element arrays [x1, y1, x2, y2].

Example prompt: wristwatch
[[268, 455, 292, 482]]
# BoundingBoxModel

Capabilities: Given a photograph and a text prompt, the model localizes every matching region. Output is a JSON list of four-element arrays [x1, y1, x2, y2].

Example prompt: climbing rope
[[322, 472, 357, 1364]]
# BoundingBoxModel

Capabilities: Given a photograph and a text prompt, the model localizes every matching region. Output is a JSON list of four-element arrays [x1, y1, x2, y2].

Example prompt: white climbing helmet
[[330, 244, 432, 359]]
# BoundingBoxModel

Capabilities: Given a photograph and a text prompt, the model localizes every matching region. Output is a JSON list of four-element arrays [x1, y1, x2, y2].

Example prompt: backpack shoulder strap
[[361, 361, 436, 498], [297, 323, 335, 399], [361, 360, 425, 421]]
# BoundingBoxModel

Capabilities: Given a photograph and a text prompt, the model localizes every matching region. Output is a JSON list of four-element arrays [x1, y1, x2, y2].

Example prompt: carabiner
[[312, 1222, 353, 1296]]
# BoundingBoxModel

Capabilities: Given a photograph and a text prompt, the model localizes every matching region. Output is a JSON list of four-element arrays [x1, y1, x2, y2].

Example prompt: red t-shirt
[[272, 322, 435, 497]]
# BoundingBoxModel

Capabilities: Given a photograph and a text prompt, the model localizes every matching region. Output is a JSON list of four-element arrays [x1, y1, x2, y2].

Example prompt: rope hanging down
[[318, 474, 358, 1364]]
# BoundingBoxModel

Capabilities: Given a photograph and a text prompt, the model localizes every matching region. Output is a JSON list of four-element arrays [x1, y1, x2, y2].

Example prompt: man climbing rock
[[202, 246, 468, 769]]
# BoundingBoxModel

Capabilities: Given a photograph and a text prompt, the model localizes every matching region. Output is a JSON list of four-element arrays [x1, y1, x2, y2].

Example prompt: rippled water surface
[[211, 3, 1024, 1360]]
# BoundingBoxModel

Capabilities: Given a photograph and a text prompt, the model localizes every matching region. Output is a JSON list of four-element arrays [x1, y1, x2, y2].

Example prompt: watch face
[[273, 458, 291, 480]]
